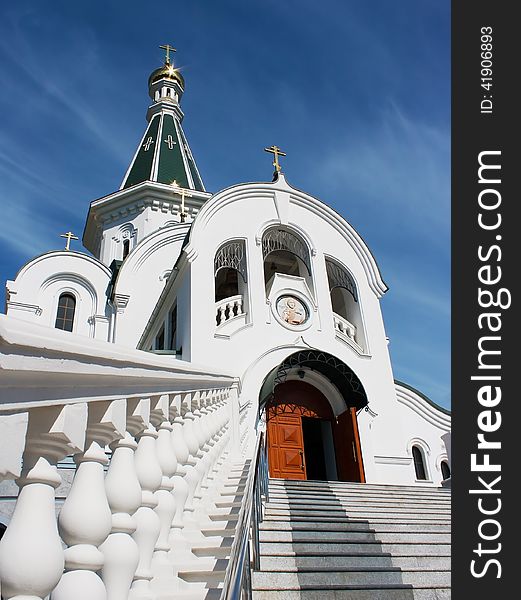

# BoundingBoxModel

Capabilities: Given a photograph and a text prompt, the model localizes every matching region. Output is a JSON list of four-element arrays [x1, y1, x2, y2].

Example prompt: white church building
[[0, 48, 451, 600]]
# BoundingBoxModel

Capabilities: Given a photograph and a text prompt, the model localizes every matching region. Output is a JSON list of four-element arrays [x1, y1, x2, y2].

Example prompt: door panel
[[267, 413, 306, 480]]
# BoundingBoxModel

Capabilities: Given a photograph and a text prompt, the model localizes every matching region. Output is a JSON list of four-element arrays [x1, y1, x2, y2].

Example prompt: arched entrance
[[260, 350, 368, 483]]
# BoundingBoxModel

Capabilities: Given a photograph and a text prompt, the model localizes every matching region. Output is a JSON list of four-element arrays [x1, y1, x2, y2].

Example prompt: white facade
[[3, 55, 450, 489], [0, 51, 451, 600]]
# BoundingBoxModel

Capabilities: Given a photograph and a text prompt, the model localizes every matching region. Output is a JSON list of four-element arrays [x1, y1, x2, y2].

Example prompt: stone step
[[263, 515, 451, 525], [259, 530, 451, 544], [252, 569, 451, 589], [266, 499, 450, 510], [259, 521, 450, 533], [259, 554, 451, 571], [268, 485, 451, 496], [252, 589, 451, 600], [269, 480, 450, 494], [265, 503, 451, 518], [260, 542, 451, 557], [265, 508, 450, 520], [268, 492, 451, 504]]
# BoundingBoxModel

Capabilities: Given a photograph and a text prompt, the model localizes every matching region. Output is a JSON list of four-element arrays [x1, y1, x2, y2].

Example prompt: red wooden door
[[267, 412, 306, 480]]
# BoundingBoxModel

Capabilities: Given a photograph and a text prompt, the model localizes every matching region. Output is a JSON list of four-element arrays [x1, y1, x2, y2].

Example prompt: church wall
[[110, 222, 189, 347], [5, 252, 112, 340], [179, 180, 424, 483]]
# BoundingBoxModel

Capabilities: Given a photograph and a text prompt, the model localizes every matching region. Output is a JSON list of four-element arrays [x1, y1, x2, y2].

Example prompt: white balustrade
[[215, 294, 244, 326], [0, 314, 239, 600], [333, 313, 357, 341]]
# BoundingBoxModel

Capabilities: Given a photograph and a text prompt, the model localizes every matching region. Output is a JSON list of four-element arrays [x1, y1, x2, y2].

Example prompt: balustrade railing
[[216, 294, 244, 326], [220, 429, 269, 599], [0, 314, 239, 600], [333, 312, 357, 341]]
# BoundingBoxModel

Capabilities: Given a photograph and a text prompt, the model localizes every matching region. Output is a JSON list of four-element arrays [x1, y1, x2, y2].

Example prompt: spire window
[[55, 293, 76, 332]]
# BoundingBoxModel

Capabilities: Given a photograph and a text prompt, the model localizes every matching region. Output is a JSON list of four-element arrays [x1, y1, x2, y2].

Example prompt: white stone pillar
[[52, 400, 126, 600], [100, 399, 146, 600], [128, 399, 162, 600], [0, 404, 87, 600], [149, 395, 178, 595]]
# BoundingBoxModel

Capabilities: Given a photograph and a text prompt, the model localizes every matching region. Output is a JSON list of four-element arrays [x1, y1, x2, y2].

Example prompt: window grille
[[326, 259, 358, 301], [214, 240, 247, 281], [262, 228, 311, 274]]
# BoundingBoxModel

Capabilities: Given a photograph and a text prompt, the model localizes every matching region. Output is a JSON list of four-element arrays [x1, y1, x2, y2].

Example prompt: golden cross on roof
[[171, 180, 193, 222], [264, 145, 287, 174], [60, 231, 78, 251], [159, 43, 177, 64]]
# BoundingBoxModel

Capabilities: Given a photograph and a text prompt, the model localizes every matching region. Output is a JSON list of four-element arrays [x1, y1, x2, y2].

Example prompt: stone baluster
[[168, 398, 193, 564], [100, 399, 146, 600], [0, 404, 87, 600], [127, 399, 162, 600], [149, 395, 178, 595], [180, 396, 202, 520], [52, 400, 126, 600]]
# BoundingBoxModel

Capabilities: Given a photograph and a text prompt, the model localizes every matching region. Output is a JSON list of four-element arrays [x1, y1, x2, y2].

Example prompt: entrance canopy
[[259, 349, 368, 414]]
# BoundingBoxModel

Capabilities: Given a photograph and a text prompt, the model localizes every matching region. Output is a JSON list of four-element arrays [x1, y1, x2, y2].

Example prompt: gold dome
[[148, 62, 185, 89]]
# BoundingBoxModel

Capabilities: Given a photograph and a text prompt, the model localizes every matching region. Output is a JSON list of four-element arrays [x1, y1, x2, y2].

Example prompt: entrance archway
[[260, 350, 368, 483]]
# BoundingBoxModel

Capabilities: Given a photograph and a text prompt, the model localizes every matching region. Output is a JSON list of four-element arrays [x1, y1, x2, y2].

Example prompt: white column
[[100, 399, 146, 600], [0, 404, 87, 600], [128, 399, 162, 600], [149, 395, 178, 595], [168, 399, 192, 564], [52, 400, 126, 600]]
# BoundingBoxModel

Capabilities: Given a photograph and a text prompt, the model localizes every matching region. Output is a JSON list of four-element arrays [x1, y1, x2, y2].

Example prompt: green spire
[[120, 52, 205, 192]]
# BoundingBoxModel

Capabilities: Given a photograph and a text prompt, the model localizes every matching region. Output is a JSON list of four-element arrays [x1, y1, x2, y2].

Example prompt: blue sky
[[0, 1, 450, 408]]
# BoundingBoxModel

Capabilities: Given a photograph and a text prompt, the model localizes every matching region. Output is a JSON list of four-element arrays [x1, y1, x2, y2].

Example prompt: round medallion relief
[[275, 295, 308, 326]]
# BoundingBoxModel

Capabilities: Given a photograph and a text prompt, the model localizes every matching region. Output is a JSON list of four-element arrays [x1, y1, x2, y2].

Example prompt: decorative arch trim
[[185, 176, 388, 298], [259, 349, 368, 414]]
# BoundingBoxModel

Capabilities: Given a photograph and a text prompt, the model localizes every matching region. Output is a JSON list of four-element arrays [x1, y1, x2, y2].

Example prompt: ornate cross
[[60, 231, 78, 251], [143, 137, 154, 151], [264, 145, 287, 174], [159, 43, 176, 64], [164, 135, 176, 150], [171, 180, 193, 222]]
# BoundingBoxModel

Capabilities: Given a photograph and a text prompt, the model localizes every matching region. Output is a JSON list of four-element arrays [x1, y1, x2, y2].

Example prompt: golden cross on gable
[[159, 43, 177, 64], [60, 231, 78, 251], [264, 145, 287, 174], [171, 180, 193, 222]]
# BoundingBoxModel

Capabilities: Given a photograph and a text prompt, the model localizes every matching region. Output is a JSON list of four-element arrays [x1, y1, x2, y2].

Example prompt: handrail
[[220, 429, 269, 599]]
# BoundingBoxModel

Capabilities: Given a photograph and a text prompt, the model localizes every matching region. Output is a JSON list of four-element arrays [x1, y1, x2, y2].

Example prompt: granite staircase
[[252, 479, 451, 600]]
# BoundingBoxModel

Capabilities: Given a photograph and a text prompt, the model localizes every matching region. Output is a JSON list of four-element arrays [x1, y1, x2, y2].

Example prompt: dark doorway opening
[[302, 417, 328, 481]]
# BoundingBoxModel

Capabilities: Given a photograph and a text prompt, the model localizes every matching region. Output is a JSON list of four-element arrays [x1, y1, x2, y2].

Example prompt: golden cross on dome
[[171, 180, 193, 222], [60, 231, 78, 251], [159, 43, 177, 64], [264, 145, 287, 174]]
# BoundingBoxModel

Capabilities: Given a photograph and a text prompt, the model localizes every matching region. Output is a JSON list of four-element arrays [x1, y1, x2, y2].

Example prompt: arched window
[[55, 293, 76, 332], [214, 240, 248, 325], [122, 239, 130, 259], [325, 258, 365, 349], [262, 227, 311, 292], [441, 460, 451, 480], [412, 445, 427, 480]]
